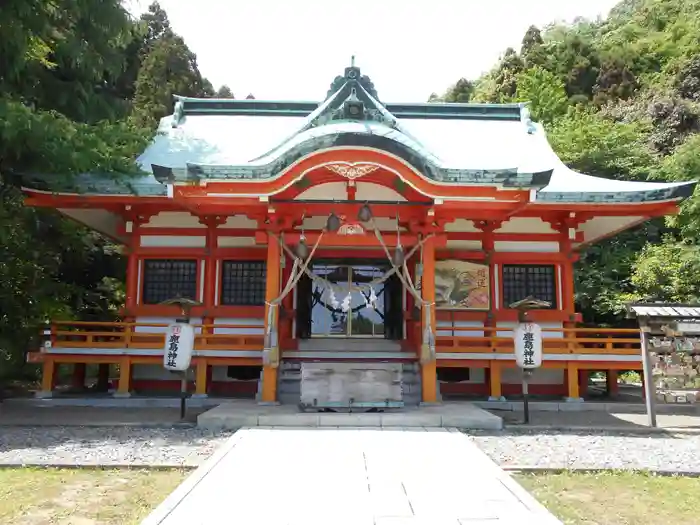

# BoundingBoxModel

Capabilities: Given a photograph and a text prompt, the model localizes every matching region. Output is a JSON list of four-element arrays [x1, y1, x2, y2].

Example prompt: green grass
[[516, 470, 700, 525], [0, 467, 187, 524]]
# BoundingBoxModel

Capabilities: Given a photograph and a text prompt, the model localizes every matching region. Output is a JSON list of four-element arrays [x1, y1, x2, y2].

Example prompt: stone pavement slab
[[0, 404, 206, 426], [197, 400, 503, 430], [142, 427, 561, 524], [496, 408, 700, 431]]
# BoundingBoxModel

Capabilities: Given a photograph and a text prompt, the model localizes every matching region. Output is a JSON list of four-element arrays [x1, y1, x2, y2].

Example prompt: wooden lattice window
[[142, 259, 198, 305], [502, 265, 557, 309], [220, 261, 266, 306]]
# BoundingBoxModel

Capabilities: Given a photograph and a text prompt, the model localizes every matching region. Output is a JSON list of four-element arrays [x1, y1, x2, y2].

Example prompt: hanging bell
[[357, 203, 372, 222], [393, 245, 405, 266], [296, 238, 309, 259], [326, 213, 341, 232]]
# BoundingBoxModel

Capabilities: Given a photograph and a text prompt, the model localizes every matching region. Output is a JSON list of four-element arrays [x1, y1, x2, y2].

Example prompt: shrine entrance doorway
[[295, 260, 404, 341]]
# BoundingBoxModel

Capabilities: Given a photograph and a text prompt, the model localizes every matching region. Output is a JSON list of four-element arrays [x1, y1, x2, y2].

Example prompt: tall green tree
[[216, 85, 235, 98], [1, 0, 138, 122], [0, 0, 150, 379], [514, 67, 569, 124], [443, 78, 474, 103], [548, 108, 653, 180], [624, 239, 700, 303], [132, 33, 213, 127], [592, 59, 639, 106], [651, 133, 700, 237], [521, 25, 547, 68]]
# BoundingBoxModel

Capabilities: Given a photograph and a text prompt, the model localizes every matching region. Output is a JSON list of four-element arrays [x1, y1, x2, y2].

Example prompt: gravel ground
[[2, 424, 699, 472], [468, 430, 700, 473], [0, 426, 233, 467]]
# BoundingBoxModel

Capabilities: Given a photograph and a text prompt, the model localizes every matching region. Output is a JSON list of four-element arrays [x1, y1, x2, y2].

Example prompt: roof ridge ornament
[[519, 103, 537, 135], [325, 59, 379, 100], [172, 98, 185, 128]]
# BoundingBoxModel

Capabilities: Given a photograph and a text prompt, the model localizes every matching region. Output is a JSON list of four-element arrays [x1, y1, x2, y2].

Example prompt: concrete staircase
[[255, 338, 441, 406], [296, 338, 403, 353]]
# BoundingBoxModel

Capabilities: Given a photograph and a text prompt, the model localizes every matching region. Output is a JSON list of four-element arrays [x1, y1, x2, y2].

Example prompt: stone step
[[198, 401, 503, 430], [260, 359, 433, 406], [297, 338, 402, 352]]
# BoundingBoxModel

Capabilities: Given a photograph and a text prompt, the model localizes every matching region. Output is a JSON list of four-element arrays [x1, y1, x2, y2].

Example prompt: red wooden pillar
[[97, 363, 110, 391], [420, 235, 437, 403], [261, 230, 281, 403], [578, 369, 589, 398], [607, 370, 619, 397], [480, 221, 502, 400], [71, 363, 86, 390]]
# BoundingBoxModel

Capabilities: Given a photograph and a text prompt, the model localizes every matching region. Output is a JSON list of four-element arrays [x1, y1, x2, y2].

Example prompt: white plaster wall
[[296, 215, 405, 232], [59, 208, 123, 241], [437, 320, 485, 337], [355, 182, 406, 202], [217, 236, 257, 247], [493, 241, 560, 252], [445, 219, 478, 232], [213, 318, 265, 335], [496, 321, 563, 338], [222, 215, 259, 229], [580, 216, 644, 244], [140, 235, 206, 247], [445, 240, 482, 250], [135, 317, 203, 334], [294, 181, 407, 202], [501, 367, 564, 385], [296, 182, 346, 200], [142, 212, 204, 228], [497, 218, 555, 234]]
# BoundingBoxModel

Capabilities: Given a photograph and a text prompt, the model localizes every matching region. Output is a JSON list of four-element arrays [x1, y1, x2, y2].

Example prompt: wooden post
[[71, 363, 86, 390], [421, 235, 437, 404], [639, 327, 657, 427], [199, 217, 218, 398], [115, 357, 131, 397], [566, 362, 580, 400], [578, 369, 589, 398], [607, 370, 619, 397], [481, 223, 501, 401], [37, 359, 56, 398], [97, 364, 110, 391], [125, 250, 139, 308], [195, 359, 208, 397], [488, 361, 502, 400], [261, 231, 281, 403], [200, 216, 222, 310]]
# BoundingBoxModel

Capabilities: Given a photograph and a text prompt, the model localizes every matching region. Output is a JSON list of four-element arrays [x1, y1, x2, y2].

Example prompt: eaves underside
[[20, 178, 694, 208], [177, 98, 524, 121]]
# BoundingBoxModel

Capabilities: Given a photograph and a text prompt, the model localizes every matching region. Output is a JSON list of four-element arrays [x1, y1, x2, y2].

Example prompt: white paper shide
[[514, 322, 542, 369], [163, 322, 195, 371]]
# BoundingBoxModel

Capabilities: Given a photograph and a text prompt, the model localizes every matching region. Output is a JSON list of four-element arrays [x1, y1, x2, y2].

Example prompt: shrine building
[[21, 61, 697, 405]]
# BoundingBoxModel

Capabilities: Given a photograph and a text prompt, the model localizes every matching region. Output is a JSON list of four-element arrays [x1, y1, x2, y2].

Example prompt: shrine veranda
[[20, 62, 697, 405]]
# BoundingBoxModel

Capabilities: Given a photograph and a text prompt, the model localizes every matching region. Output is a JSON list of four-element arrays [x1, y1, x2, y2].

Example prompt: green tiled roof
[[19, 60, 697, 204]]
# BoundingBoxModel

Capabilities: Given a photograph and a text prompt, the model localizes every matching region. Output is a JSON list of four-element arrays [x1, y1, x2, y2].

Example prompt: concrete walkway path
[[143, 427, 561, 525]]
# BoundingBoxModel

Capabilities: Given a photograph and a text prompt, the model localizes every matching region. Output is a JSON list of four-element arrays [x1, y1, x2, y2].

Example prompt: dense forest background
[[1, 0, 699, 379], [442, 0, 700, 323]]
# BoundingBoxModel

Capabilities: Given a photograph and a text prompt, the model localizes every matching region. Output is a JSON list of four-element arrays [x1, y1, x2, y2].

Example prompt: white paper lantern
[[513, 322, 543, 369], [163, 322, 195, 372]]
